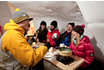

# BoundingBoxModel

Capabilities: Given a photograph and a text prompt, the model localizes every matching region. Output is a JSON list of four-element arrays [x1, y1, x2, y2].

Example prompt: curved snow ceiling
[[9, 1, 85, 32]]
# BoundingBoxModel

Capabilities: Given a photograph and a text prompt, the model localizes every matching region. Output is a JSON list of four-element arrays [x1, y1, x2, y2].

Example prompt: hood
[[4, 19, 25, 34]]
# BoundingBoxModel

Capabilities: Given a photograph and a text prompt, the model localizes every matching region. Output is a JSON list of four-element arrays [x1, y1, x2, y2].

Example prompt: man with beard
[[0, 9, 48, 70]]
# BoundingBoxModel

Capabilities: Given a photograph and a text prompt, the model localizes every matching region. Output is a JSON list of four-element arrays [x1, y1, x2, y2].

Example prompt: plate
[[44, 52, 54, 58]]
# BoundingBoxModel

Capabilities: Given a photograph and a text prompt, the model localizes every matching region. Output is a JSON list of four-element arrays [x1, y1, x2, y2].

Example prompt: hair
[[76, 34, 80, 46], [67, 22, 75, 27]]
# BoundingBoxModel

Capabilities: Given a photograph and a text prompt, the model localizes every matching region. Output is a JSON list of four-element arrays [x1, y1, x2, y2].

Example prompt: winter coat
[[69, 35, 94, 67], [0, 19, 48, 70], [36, 27, 48, 43], [60, 31, 71, 46], [47, 28, 60, 47]]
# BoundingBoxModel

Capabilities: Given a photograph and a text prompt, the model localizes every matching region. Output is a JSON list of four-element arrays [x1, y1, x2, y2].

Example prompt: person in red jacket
[[69, 24, 94, 68], [47, 20, 60, 47]]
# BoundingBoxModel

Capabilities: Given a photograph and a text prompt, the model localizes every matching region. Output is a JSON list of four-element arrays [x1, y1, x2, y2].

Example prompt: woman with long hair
[[36, 21, 48, 43], [70, 24, 94, 68]]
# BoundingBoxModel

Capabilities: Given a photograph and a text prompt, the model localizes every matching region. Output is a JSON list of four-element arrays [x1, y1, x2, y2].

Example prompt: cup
[[60, 43, 65, 47]]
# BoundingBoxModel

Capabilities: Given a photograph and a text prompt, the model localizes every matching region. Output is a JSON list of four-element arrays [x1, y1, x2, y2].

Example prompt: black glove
[[28, 38, 36, 45], [45, 42, 51, 49]]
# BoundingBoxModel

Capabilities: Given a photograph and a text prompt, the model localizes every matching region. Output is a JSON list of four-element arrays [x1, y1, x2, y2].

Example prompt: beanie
[[67, 22, 75, 27], [12, 8, 33, 24], [50, 20, 58, 28], [40, 21, 47, 26], [72, 24, 85, 35]]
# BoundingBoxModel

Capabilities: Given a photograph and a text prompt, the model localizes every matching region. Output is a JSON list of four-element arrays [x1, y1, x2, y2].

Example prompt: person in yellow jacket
[[0, 9, 48, 70]]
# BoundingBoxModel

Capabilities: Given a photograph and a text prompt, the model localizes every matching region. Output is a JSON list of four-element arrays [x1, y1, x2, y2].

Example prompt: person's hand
[[33, 37, 37, 40], [45, 42, 51, 49], [49, 47, 54, 53], [76, 33, 80, 40], [47, 39, 50, 42], [52, 33, 58, 39], [37, 43, 45, 46], [71, 34, 75, 40]]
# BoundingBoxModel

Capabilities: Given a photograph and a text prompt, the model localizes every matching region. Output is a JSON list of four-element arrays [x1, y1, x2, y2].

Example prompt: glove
[[52, 33, 58, 39], [45, 42, 51, 49]]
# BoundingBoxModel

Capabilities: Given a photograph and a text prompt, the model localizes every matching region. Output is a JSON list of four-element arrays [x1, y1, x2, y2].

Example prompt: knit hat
[[72, 24, 85, 35], [67, 22, 75, 27], [12, 8, 33, 24], [50, 20, 58, 28], [40, 21, 47, 26]]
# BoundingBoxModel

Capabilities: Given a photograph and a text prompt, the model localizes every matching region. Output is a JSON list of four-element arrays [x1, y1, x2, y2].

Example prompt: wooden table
[[43, 49, 85, 70]]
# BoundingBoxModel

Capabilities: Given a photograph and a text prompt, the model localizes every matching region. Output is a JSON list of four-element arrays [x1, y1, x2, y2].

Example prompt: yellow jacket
[[2, 19, 48, 67]]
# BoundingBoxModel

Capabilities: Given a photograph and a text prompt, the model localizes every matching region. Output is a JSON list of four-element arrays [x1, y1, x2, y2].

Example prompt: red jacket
[[69, 35, 94, 67], [47, 29, 60, 46]]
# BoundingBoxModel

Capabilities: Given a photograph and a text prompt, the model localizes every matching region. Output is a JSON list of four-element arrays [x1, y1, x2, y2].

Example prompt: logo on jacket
[[52, 33, 58, 39], [90, 53, 94, 57]]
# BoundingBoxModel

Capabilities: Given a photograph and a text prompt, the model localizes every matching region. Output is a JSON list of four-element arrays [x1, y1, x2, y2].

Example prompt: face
[[66, 25, 73, 33], [50, 25, 55, 30], [19, 20, 30, 33], [71, 30, 79, 38], [41, 25, 46, 30]]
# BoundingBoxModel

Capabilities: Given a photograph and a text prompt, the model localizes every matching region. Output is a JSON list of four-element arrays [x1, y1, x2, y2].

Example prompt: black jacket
[[36, 27, 48, 43]]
